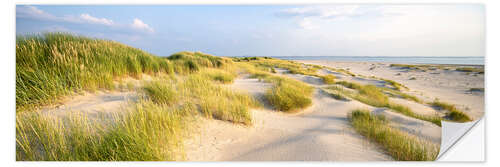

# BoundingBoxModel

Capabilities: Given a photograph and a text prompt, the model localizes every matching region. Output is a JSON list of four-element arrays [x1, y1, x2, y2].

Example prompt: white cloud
[[280, 5, 362, 19], [279, 5, 404, 29], [17, 5, 57, 20], [17, 6, 116, 27], [17, 6, 155, 34], [131, 18, 154, 33], [80, 13, 114, 25], [297, 18, 318, 30]]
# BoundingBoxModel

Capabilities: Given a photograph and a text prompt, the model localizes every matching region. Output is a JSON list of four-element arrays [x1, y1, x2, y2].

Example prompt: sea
[[268, 56, 485, 65]]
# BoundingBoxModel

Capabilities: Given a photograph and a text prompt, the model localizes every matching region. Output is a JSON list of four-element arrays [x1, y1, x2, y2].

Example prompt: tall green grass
[[17, 33, 167, 110], [198, 68, 236, 84], [381, 79, 408, 91], [16, 33, 231, 111], [381, 87, 422, 103], [16, 33, 259, 160], [320, 74, 336, 84], [16, 68, 258, 161], [328, 82, 442, 126], [265, 77, 314, 112], [349, 109, 439, 161], [179, 74, 259, 125], [16, 100, 192, 161], [143, 81, 178, 105], [236, 62, 314, 112], [234, 57, 320, 77], [16, 33, 233, 111], [455, 67, 484, 74], [431, 101, 472, 122]]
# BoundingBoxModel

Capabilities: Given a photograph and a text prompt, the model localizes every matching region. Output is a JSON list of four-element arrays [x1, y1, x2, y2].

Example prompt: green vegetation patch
[[322, 88, 350, 101], [455, 67, 484, 74], [431, 101, 472, 122], [236, 63, 314, 112], [180, 74, 259, 125], [143, 81, 178, 105], [349, 109, 439, 161], [382, 79, 408, 91], [264, 76, 314, 112], [328, 81, 442, 126], [320, 74, 336, 84], [16, 33, 234, 112], [16, 100, 192, 161], [381, 87, 422, 103], [469, 88, 484, 92], [198, 68, 236, 84]]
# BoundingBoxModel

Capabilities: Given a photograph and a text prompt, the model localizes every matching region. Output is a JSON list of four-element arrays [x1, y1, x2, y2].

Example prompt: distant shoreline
[[231, 56, 485, 66]]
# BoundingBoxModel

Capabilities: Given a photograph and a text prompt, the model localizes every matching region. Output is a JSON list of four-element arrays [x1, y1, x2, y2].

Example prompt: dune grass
[[431, 101, 472, 122], [327, 67, 356, 77], [381, 87, 422, 103], [321, 88, 350, 101], [236, 62, 314, 112], [198, 68, 236, 84], [16, 100, 192, 161], [143, 81, 178, 105], [16, 71, 259, 161], [265, 77, 314, 112], [455, 67, 484, 74], [233, 56, 321, 77], [386, 103, 442, 126], [253, 73, 314, 112], [328, 81, 442, 126], [181, 73, 259, 125], [348, 109, 439, 161], [16, 33, 262, 161], [469, 87, 485, 92], [320, 74, 336, 84], [382, 79, 408, 91], [16, 33, 234, 112]]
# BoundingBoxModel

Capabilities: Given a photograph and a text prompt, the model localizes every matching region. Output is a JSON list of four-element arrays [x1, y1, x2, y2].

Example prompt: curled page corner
[[437, 117, 483, 160]]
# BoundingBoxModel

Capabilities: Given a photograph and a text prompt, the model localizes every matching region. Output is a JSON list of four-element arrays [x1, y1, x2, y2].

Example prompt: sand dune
[[28, 61, 469, 161], [372, 108, 441, 144], [301, 61, 484, 120], [185, 64, 454, 161], [38, 91, 138, 121], [186, 76, 392, 161]]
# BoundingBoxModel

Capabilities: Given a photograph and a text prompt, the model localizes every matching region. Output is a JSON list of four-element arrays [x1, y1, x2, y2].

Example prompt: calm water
[[270, 56, 484, 65]]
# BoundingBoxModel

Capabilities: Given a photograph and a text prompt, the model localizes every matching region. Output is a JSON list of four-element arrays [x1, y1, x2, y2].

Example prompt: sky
[[16, 5, 485, 57]]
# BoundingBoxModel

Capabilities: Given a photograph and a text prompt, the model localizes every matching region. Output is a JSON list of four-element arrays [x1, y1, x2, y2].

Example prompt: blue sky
[[16, 5, 484, 57]]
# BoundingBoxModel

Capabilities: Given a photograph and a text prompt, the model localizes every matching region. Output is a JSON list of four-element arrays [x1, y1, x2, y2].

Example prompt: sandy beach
[[183, 61, 466, 161], [298, 61, 485, 120]]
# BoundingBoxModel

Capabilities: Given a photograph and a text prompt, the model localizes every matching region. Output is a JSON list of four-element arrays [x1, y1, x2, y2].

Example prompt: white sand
[[39, 91, 138, 121], [372, 108, 441, 144], [185, 73, 395, 161], [186, 77, 392, 160], [185, 66, 448, 161], [31, 66, 455, 161], [300, 61, 484, 120]]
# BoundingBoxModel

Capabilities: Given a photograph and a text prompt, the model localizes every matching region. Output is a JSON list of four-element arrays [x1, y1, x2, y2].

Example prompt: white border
[[2, 0, 497, 166]]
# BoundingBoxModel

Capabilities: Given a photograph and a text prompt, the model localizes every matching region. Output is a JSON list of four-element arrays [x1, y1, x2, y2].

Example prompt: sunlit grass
[[198, 68, 236, 84], [349, 109, 439, 161], [431, 101, 472, 122], [16, 33, 261, 161], [320, 74, 336, 84], [16, 100, 192, 161], [455, 67, 484, 74], [16, 33, 233, 112], [265, 77, 314, 112], [143, 80, 178, 105], [328, 81, 442, 126], [235, 61, 314, 112]]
